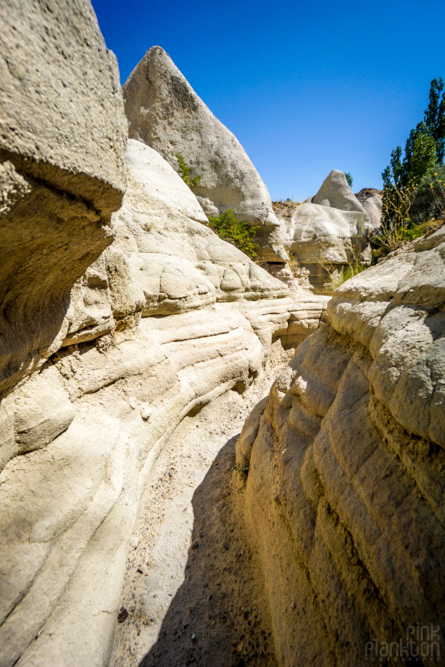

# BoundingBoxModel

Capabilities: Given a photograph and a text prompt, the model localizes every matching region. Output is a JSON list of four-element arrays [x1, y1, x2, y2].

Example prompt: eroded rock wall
[[0, 0, 127, 397], [235, 226, 445, 665], [0, 4, 328, 664], [0, 117, 326, 667]]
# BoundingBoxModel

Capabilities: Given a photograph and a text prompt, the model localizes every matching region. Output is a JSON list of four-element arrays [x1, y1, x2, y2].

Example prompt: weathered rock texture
[[235, 225, 445, 665], [0, 0, 127, 396], [278, 202, 372, 293], [273, 172, 375, 294], [312, 169, 370, 222], [123, 46, 287, 263], [356, 187, 383, 229], [0, 120, 328, 665]]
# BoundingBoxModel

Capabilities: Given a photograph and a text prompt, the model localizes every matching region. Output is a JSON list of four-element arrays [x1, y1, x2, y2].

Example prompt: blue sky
[[91, 0, 445, 201]]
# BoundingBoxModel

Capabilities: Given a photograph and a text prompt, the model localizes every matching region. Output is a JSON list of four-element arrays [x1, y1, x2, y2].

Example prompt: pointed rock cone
[[123, 46, 288, 262]]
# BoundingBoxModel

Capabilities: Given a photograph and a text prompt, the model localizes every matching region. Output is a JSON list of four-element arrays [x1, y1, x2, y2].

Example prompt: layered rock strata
[[0, 124, 326, 664], [278, 201, 372, 293], [0, 0, 127, 396], [235, 225, 445, 665], [123, 46, 288, 264]]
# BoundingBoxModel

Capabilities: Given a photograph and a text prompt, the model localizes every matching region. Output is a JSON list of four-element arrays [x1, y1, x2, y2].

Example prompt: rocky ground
[[109, 342, 292, 667]]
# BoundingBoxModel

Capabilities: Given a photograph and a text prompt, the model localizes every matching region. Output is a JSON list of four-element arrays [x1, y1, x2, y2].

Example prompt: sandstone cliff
[[235, 225, 445, 664]]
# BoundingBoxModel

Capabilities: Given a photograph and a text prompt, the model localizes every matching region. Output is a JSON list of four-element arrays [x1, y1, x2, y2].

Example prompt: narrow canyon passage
[[110, 343, 291, 667]]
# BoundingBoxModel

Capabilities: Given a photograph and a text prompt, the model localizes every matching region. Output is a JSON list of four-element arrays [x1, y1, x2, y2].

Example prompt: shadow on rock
[[139, 435, 277, 667]]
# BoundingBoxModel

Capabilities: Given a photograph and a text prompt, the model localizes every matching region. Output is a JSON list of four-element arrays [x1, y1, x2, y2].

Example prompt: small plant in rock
[[328, 261, 367, 291], [175, 152, 202, 187], [208, 209, 259, 261], [345, 172, 353, 187]]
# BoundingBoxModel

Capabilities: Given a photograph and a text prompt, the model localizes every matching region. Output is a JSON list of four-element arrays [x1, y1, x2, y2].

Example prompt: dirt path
[[109, 343, 290, 666]]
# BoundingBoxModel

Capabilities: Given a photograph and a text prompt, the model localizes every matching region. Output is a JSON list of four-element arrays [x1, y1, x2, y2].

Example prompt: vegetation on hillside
[[176, 152, 202, 186], [174, 154, 259, 261], [208, 210, 259, 261], [373, 78, 445, 260]]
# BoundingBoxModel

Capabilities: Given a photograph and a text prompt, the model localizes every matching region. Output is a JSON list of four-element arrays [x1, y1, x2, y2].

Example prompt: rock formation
[[4, 3, 441, 667], [0, 0, 127, 397], [235, 225, 445, 664], [0, 138, 323, 666], [276, 202, 371, 293], [273, 171, 375, 293], [0, 5, 328, 660], [356, 187, 383, 229], [122, 46, 288, 264], [312, 169, 370, 222]]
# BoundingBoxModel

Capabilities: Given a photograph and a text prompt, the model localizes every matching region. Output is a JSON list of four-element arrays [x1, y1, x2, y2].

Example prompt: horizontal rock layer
[[235, 225, 445, 665], [0, 136, 327, 666]]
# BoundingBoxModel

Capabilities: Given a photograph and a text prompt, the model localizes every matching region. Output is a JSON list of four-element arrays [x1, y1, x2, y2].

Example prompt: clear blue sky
[[91, 0, 445, 201]]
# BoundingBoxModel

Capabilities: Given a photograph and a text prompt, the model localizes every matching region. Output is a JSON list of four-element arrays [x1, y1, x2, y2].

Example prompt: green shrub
[[175, 152, 202, 187], [208, 210, 259, 260], [370, 219, 438, 263], [345, 172, 353, 187]]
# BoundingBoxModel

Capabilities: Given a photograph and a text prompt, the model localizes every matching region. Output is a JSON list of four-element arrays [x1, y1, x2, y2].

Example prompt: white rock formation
[[356, 187, 383, 229], [0, 0, 127, 396], [312, 169, 370, 223], [122, 46, 288, 263], [277, 202, 371, 293], [274, 171, 375, 293], [0, 125, 327, 665], [235, 224, 445, 664]]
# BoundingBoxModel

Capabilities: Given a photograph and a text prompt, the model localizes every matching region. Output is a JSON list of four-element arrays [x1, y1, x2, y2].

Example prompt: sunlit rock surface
[[235, 225, 445, 664]]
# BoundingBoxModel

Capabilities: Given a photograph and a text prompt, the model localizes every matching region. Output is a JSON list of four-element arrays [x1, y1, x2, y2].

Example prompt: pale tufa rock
[[279, 202, 371, 293], [235, 224, 445, 664], [0, 138, 327, 666], [312, 169, 371, 224], [0, 0, 127, 397], [122, 46, 289, 263]]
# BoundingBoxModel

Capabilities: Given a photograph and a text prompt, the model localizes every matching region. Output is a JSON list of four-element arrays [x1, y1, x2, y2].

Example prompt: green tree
[[408, 132, 437, 182], [382, 79, 444, 192], [380, 78, 444, 240], [424, 78, 445, 163], [345, 172, 353, 187], [175, 152, 202, 187]]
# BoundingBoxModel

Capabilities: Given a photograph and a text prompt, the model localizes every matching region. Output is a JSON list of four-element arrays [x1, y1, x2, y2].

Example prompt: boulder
[[122, 46, 288, 263], [0, 0, 127, 396], [356, 187, 383, 229], [235, 224, 445, 664]]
